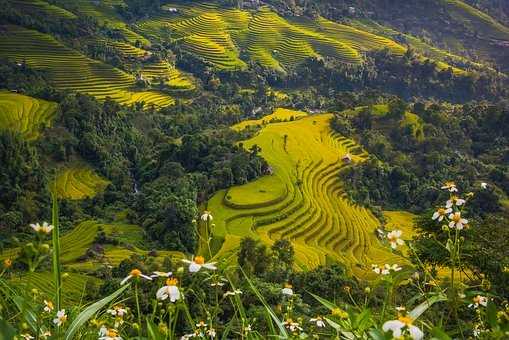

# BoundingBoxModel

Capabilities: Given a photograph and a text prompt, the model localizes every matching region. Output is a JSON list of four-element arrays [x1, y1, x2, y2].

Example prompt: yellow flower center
[[438, 208, 446, 215], [284, 283, 292, 289], [398, 316, 413, 325], [130, 269, 142, 277], [194, 256, 205, 265], [3, 259, 12, 268], [444, 181, 455, 188], [107, 329, 118, 337], [60, 315, 67, 322], [332, 308, 348, 319], [166, 278, 178, 286], [452, 213, 461, 222], [46, 301, 54, 309]]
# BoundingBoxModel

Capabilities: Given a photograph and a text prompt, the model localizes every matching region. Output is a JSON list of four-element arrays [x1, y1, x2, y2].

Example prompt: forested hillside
[[0, 0, 508, 339]]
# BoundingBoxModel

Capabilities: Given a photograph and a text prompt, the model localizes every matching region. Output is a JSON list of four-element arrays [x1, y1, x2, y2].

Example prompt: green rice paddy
[[54, 166, 110, 200], [207, 109, 410, 277], [0, 25, 174, 107], [0, 91, 57, 140]]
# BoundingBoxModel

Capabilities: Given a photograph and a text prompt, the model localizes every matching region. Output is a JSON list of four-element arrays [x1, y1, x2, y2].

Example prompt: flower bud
[[132, 323, 140, 331], [364, 287, 371, 294], [177, 266, 184, 274], [39, 243, 50, 253]]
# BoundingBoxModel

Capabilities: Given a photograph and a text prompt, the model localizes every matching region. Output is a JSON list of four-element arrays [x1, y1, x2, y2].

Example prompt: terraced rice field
[[135, 3, 423, 72], [0, 25, 174, 107], [207, 109, 405, 276], [141, 61, 195, 90], [54, 167, 110, 200], [0, 91, 57, 140], [7, 0, 78, 20], [10, 272, 101, 304], [1, 220, 183, 272], [233, 107, 307, 130], [52, 0, 150, 46]]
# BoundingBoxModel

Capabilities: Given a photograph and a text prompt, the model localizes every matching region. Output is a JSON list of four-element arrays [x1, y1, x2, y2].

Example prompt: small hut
[[341, 153, 352, 164]]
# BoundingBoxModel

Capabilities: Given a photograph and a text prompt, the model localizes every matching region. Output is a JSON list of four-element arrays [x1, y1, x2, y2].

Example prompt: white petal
[[181, 259, 192, 264], [140, 274, 153, 281], [156, 286, 169, 300], [408, 325, 424, 340], [382, 320, 404, 337], [203, 263, 217, 270], [120, 275, 132, 285], [169, 286, 180, 302], [189, 263, 201, 272]]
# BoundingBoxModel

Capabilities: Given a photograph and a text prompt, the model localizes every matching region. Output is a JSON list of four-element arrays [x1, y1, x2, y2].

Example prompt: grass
[[54, 166, 110, 200], [0, 25, 174, 108], [0, 91, 57, 140], [207, 109, 407, 277]]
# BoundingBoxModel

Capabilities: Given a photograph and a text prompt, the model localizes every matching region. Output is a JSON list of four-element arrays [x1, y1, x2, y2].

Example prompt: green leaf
[[487, 301, 498, 328], [146, 318, 165, 340], [409, 294, 447, 320], [308, 291, 338, 310], [324, 317, 342, 332], [64, 284, 129, 340], [241, 268, 288, 338], [0, 318, 16, 340], [430, 326, 452, 340], [368, 329, 391, 340]]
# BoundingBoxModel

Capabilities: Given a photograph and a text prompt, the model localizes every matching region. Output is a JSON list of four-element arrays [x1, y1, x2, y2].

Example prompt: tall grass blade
[[240, 268, 288, 338], [64, 284, 130, 340], [51, 188, 62, 311], [408, 293, 447, 320]]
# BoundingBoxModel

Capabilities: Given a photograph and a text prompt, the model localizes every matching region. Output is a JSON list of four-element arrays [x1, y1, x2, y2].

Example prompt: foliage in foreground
[[1, 182, 509, 339]]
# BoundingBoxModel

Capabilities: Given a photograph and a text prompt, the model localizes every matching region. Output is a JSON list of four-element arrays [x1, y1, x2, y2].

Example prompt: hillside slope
[[206, 109, 410, 277]]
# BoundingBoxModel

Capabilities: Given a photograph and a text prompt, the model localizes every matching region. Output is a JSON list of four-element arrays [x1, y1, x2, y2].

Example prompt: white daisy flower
[[182, 256, 217, 273], [201, 211, 213, 221], [180, 333, 197, 340], [441, 181, 458, 192], [156, 278, 181, 302], [432, 207, 452, 222], [120, 268, 152, 285], [99, 326, 123, 340], [30, 222, 54, 234], [283, 319, 302, 332], [244, 324, 252, 333], [20, 334, 34, 340], [387, 230, 405, 249], [446, 195, 466, 208], [448, 212, 468, 230], [281, 283, 294, 296], [150, 271, 173, 278], [383, 316, 423, 340], [223, 289, 243, 297], [372, 264, 389, 275], [196, 320, 207, 328], [43, 300, 54, 313], [107, 305, 127, 317], [386, 264, 402, 272], [310, 316, 326, 328], [53, 309, 67, 326], [468, 295, 488, 309], [206, 328, 216, 338]]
